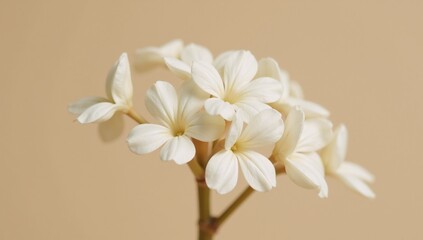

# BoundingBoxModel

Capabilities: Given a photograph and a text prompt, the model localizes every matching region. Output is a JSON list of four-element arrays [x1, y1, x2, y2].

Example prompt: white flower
[[164, 43, 213, 80], [206, 109, 284, 194], [191, 50, 284, 122], [320, 125, 375, 198], [127, 81, 225, 164], [273, 107, 332, 198], [256, 58, 330, 118], [134, 39, 184, 72], [68, 53, 133, 124]]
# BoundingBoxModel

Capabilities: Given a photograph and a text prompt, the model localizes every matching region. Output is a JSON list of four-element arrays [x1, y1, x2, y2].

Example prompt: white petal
[[296, 118, 333, 153], [68, 96, 109, 115], [237, 151, 276, 192], [77, 102, 123, 123], [180, 43, 213, 65], [285, 152, 328, 198], [234, 100, 271, 123], [256, 58, 291, 99], [224, 111, 244, 150], [134, 39, 184, 72], [284, 98, 330, 118], [127, 124, 172, 154], [185, 113, 225, 142], [177, 80, 209, 122], [223, 50, 258, 92], [204, 98, 236, 121], [164, 57, 191, 80], [145, 81, 178, 128], [275, 107, 304, 157], [335, 172, 375, 199], [206, 150, 239, 194], [106, 53, 133, 106], [213, 50, 235, 74], [160, 135, 196, 164], [191, 61, 224, 97], [321, 124, 348, 171], [337, 161, 375, 183], [238, 109, 284, 149], [289, 80, 304, 99], [240, 77, 284, 103]]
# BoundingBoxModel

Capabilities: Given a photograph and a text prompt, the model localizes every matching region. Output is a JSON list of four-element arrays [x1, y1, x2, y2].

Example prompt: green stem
[[198, 183, 215, 240], [215, 187, 255, 228]]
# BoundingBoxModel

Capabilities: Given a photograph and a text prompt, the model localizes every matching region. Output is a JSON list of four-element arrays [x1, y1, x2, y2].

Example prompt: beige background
[[1, 0, 422, 239]]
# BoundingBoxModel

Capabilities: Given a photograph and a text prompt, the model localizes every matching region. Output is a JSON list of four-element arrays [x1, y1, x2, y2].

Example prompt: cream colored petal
[[223, 50, 258, 92], [77, 102, 123, 124], [296, 118, 333, 153], [335, 172, 375, 199], [337, 161, 375, 183], [284, 98, 330, 118], [238, 109, 284, 149], [164, 57, 191, 80], [191, 61, 225, 97], [180, 43, 213, 65], [127, 124, 172, 155], [204, 98, 236, 121], [177, 80, 209, 123], [213, 50, 235, 74], [206, 150, 239, 194], [234, 100, 271, 123], [285, 153, 328, 198], [68, 96, 110, 115], [185, 113, 225, 142], [321, 124, 348, 171], [224, 111, 244, 150], [134, 39, 184, 72], [237, 151, 276, 192], [289, 80, 304, 99], [145, 81, 178, 128], [109, 53, 133, 106], [160, 135, 196, 164], [275, 107, 304, 157], [240, 77, 284, 103]]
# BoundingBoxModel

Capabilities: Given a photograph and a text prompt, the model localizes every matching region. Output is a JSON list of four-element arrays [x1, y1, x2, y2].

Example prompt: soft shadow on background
[[1, 1, 422, 239]]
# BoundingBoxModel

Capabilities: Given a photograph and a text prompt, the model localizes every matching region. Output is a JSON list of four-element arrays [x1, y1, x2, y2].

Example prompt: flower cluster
[[69, 40, 375, 198]]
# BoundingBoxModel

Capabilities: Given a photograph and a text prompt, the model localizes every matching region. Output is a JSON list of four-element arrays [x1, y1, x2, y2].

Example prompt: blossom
[[206, 109, 284, 194], [320, 125, 375, 198], [134, 39, 184, 72], [127, 81, 225, 164], [191, 50, 284, 122], [256, 57, 329, 118], [272, 107, 332, 197], [68, 53, 133, 124]]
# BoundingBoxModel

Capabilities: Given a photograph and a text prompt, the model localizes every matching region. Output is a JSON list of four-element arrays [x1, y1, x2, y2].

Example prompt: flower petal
[[284, 98, 330, 118], [275, 107, 304, 157], [237, 151, 276, 192], [223, 50, 258, 92], [145, 81, 178, 128], [205, 150, 239, 194], [164, 57, 191, 80], [177, 80, 209, 123], [185, 113, 225, 142], [68, 96, 110, 115], [256, 58, 290, 99], [289, 80, 304, 99], [106, 53, 133, 106], [240, 77, 284, 103], [321, 124, 348, 171], [296, 118, 333, 153], [337, 161, 375, 183], [191, 61, 224, 97], [160, 135, 195, 164], [77, 102, 123, 123], [335, 172, 375, 199], [285, 152, 328, 198], [127, 124, 172, 154], [134, 39, 184, 72], [224, 111, 244, 150], [213, 50, 235, 74], [180, 43, 213, 65], [234, 100, 271, 123], [204, 98, 236, 121], [238, 109, 284, 149]]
